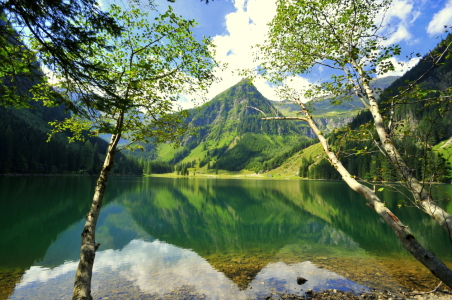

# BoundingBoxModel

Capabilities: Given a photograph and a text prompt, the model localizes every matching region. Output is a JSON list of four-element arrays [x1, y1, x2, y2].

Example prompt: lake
[[1, 176, 451, 299]]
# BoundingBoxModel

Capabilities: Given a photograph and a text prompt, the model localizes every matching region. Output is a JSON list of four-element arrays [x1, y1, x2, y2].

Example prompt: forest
[[1, 0, 452, 298]]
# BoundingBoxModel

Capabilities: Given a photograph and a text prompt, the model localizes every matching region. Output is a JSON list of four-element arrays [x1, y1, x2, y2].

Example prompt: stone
[[296, 276, 308, 285]]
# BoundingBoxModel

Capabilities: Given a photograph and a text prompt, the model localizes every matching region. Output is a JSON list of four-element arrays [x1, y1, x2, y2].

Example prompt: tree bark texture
[[261, 99, 452, 288], [351, 62, 452, 243], [72, 113, 124, 300]]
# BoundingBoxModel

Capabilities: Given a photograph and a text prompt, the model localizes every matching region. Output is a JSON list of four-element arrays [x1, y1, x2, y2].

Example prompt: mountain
[[143, 76, 399, 174], [271, 76, 400, 131], [271, 35, 452, 181], [143, 78, 319, 173]]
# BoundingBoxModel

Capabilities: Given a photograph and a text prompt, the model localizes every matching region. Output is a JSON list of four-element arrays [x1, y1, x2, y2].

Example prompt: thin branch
[[261, 116, 309, 121], [116, 140, 137, 152], [393, 40, 452, 100], [246, 105, 267, 117]]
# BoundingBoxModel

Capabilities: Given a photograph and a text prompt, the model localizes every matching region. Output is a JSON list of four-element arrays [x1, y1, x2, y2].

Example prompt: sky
[[99, 0, 452, 106]]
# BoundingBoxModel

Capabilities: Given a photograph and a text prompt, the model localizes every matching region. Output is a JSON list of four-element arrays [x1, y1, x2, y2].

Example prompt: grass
[[148, 140, 327, 180], [157, 143, 180, 162], [434, 138, 452, 167], [267, 142, 325, 177]]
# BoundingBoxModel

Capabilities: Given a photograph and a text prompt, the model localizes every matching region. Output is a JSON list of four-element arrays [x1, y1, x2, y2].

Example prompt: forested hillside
[[291, 36, 452, 182], [0, 103, 143, 175], [135, 78, 319, 173]]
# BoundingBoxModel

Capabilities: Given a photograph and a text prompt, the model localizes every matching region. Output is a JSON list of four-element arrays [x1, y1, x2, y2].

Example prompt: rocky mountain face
[[148, 79, 315, 171], [184, 78, 305, 143]]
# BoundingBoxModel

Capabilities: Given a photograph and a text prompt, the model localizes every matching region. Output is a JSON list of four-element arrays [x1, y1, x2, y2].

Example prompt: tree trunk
[[72, 113, 124, 300], [300, 100, 452, 288], [261, 100, 452, 288], [351, 63, 452, 243]]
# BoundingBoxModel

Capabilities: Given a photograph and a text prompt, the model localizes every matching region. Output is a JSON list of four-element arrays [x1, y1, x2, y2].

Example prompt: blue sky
[[99, 0, 452, 104]]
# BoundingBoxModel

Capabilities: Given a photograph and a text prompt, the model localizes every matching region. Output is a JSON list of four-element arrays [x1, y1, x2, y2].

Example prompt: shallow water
[[1, 176, 451, 299]]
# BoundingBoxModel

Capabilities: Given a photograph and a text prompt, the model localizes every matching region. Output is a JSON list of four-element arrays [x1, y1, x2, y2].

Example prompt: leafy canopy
[[48, 4, 218, 148], [0, 0, 122, 108], [258, 0, 399, 103]]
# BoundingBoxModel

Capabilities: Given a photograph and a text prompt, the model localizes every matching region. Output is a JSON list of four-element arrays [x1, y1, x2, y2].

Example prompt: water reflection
[[1, 177, 451, 299], [11, 239, 368, 300]]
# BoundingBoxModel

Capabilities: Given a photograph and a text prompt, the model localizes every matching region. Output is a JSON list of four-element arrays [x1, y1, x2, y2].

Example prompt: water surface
[[1, 176, 451, 299]]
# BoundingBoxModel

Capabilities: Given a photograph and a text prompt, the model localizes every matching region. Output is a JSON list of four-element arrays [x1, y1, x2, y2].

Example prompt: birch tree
[[45, 4, 217, 299], [255, 0, 452, 288]]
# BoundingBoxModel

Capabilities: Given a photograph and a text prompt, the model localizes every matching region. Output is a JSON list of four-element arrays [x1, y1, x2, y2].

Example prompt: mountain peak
[[236, 77, 253, 85], [224, 78, 258, 96]]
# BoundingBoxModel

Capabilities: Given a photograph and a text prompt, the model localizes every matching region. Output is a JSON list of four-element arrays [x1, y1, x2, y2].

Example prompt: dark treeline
[[143, 160, 174, 174], [300, 36, 452, 182], [175, 160, 196, 176], [263, 139, 318, 171], [0, 104, 143, 175]]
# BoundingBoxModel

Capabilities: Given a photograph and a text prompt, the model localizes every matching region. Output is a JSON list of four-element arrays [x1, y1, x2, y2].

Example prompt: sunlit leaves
[[47, 117, 92, 143], [257, 0, 398, 105], [50, 4, 217, 149]]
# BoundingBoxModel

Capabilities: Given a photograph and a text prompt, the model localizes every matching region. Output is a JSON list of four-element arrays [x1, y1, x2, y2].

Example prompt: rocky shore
[[264, 289, 452, 300]]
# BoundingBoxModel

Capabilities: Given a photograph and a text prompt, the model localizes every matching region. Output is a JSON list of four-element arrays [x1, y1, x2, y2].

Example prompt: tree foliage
[[0, 0, 122, 108], [48, 4, 217, 147], [256, 0, 452, 287], [56, 5, 218, 298]]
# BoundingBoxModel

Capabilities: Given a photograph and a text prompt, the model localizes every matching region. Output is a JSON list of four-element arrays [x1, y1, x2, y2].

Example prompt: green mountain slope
[[272, 76, 399, 124], [273, 36, 452, 181], [149, 78, 315, 173]]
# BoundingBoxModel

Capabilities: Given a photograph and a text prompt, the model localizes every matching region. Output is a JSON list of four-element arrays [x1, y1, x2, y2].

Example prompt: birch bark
[[349, 61, 452, 243], [72, 111, 124, 300], [260, 99, 452, 288]]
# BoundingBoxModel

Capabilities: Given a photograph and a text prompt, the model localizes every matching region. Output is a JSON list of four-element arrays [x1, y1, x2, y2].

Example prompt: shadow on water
[[1, 176, 452, 299]]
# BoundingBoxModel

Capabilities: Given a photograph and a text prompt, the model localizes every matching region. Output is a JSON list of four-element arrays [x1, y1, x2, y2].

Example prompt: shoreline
[[1, 173, 449, 185], [265, 289, 452, 300]]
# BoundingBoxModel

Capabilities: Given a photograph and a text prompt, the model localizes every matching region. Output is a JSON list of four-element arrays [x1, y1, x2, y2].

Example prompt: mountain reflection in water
[[1, 176, 451, 299], [11, 239, 368, 300]]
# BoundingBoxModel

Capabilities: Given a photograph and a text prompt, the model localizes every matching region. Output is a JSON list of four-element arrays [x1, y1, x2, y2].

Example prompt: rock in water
[[296, 277, 307, 285]]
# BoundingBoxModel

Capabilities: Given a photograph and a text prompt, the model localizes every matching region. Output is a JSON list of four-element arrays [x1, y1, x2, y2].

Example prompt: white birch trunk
[[261, 99, 452, 288], [350, 62, 452, 243], [72, 112, 124, 300]]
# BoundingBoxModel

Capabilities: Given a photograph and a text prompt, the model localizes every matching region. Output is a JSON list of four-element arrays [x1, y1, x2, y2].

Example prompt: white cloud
[[427, 0, 452, 35], [377, 56, 421, 78], [382, 24, 412, 46], [41, 65, 60, 86], [379, 0, 417, 46], [385, 0, 414, 21], [207, 0, 278, 100]]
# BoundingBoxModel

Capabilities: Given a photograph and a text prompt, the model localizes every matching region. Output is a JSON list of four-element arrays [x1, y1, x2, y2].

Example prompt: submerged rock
[[296, 277, 308, 285]]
